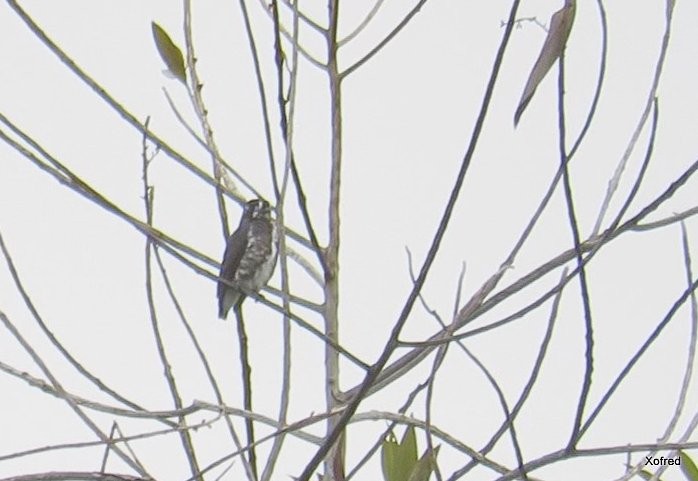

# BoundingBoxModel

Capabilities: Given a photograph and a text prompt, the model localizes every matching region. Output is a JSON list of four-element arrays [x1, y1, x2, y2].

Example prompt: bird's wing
[[217, 228, 248, 302]]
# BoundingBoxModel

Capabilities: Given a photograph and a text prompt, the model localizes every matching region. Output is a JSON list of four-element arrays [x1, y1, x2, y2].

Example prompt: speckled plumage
[[217, 199, 278, 319]]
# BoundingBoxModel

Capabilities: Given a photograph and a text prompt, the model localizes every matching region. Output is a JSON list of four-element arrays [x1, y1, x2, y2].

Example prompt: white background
[[1, 1, 698, 480]]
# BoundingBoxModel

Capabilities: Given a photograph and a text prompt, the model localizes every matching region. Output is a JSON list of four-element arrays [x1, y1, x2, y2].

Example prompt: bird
[[217, 198, 278, 319]]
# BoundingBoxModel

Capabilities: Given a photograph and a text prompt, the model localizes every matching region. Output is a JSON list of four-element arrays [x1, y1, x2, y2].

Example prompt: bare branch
[[141, 120, 203, 480], [341, 0, 429, 79], [592, 0, 676, 235], [337, 0, 386, 47], [296, 1, 524, 478]]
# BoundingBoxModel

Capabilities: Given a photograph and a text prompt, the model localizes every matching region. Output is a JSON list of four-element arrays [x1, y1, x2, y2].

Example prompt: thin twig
[[183, 405, 346, 481], [0, 236, 150, 475], [621, 222, 698, 481], [578, 275, 698, 439], [492, 436, 698, 480], [567, 0, 607, 161], [632, 206, 698, 232], [296, 2, 523, 478], [2, 2, 319, 258], [0, 473, 150, 481], [141, 119, 203, 480], [450, 269, 567, 479], [279, 0, 326, 33], [349, 411, 515, 477], [241, 0, 327, 276], [345, 378, 431, 480], [260, 0, 301, 478], [358, 152, 698, 406], [161, 87, 261, 198], [234, 306, 258, 480], [0, 416, 217, 464], [254, 0, 327, 69], [556, 54, 595, 451], [323, 0, 346, 475], [592, 0, 675, 235], [101, 424, 147, 476], [447, 285, 522, 479], [183, 0, 231, 239], [341, 0, 430, 79], [405, 248, 527, 481], [337, 0, 386, 46], [152, 247, 249, 452], [0, 122, 362, 370]]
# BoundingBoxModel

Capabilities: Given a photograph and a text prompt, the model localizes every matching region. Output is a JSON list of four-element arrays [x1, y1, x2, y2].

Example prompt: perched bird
[[217, 198, 278, 319]]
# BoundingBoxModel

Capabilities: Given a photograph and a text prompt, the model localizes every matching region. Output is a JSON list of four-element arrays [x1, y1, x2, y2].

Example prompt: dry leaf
[[151, 21, 187, 84], [514, 0, 576, 126]]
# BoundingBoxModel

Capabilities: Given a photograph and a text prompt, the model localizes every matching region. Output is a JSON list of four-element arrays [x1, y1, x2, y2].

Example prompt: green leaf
[[400, 425, 418, 466], [151, 21, 186, 84], [635, 469, 651, 481], [381, 428, 419, 481], [407, 445, 440, 481], [680, 451, 698, 481], [382, 432, 399, 481], [635, 468, 665, 481]]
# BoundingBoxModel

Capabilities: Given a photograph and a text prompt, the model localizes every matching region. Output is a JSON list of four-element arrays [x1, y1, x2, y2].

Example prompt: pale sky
[[1, 1, 698, 480]]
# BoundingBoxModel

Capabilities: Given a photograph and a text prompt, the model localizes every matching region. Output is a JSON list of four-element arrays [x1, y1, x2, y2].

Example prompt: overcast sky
[[2, 1, 698, 480]]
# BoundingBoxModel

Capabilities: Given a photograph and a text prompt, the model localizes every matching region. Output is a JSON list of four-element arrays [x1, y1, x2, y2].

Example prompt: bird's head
[[244, 198, 272, 220]]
